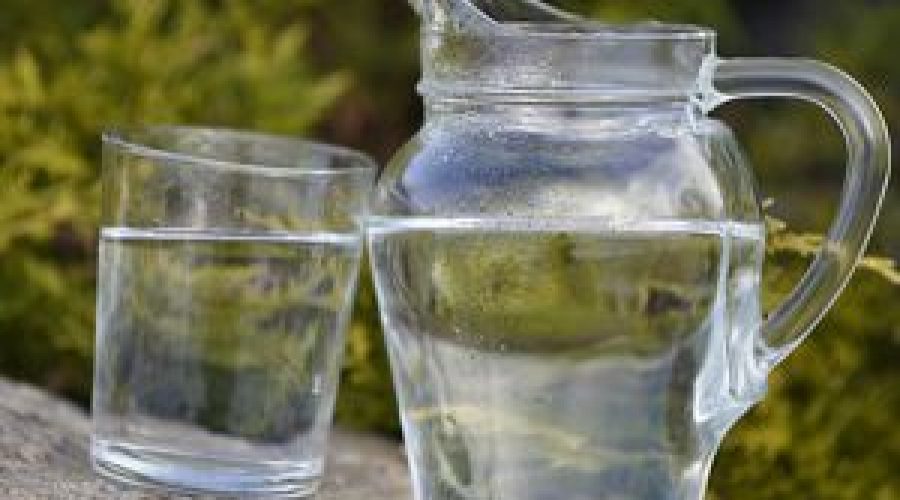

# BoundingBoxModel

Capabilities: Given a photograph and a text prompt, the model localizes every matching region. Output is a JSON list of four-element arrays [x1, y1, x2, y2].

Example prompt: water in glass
[[93, 227, 361, 496]]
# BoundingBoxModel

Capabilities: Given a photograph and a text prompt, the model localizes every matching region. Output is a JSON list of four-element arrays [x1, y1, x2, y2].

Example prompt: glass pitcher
[[368, 1, 891, 498]]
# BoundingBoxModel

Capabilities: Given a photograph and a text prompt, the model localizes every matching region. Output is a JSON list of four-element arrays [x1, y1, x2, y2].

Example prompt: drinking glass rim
[[103, 125, 378, 178]]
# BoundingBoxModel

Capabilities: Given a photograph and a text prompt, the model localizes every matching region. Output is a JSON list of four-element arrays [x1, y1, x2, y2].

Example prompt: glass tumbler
[[92, 126, 375, 497]]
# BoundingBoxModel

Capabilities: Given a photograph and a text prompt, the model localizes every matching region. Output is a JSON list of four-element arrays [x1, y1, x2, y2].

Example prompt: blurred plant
[[561, 0, 740, 41], [767, 215, 899, 286], [713, 256, 900, 499], [0, 0, 346, 401]]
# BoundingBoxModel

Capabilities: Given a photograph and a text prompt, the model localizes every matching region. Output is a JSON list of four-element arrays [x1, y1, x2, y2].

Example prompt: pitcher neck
[[425, 98, 702, 130], [418, 21, 717, 108]]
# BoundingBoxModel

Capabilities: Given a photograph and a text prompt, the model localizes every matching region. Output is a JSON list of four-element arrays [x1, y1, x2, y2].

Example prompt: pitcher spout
[[409, 0, 578, 32]]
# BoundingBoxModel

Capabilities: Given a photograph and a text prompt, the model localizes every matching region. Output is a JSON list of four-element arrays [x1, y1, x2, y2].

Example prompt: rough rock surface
[[0, 378, 410, 499]]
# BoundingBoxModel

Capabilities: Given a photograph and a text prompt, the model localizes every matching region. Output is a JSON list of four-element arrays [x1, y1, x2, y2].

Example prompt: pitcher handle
[[704, 58, 891, 369]]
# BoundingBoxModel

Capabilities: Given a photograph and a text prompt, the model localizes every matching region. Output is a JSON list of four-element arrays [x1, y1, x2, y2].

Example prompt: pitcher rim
[[424, 21, 716, 42]]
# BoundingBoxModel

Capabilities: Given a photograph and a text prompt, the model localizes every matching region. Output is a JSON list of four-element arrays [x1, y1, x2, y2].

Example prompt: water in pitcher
[[369, 217, 766, 499], [93, 228, 361, 494]]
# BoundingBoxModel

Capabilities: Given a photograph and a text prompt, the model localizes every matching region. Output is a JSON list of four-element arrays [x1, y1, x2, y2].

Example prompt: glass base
[[91, 439, 322, 498]]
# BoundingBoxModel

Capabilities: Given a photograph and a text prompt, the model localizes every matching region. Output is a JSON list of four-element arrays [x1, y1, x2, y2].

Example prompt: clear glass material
[[371, 1, 890, 499], [92, 127, 375, 497]]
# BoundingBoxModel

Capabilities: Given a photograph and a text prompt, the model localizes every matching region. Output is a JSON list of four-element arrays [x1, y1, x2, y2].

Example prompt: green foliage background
[[0, 0, 896, 497]]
